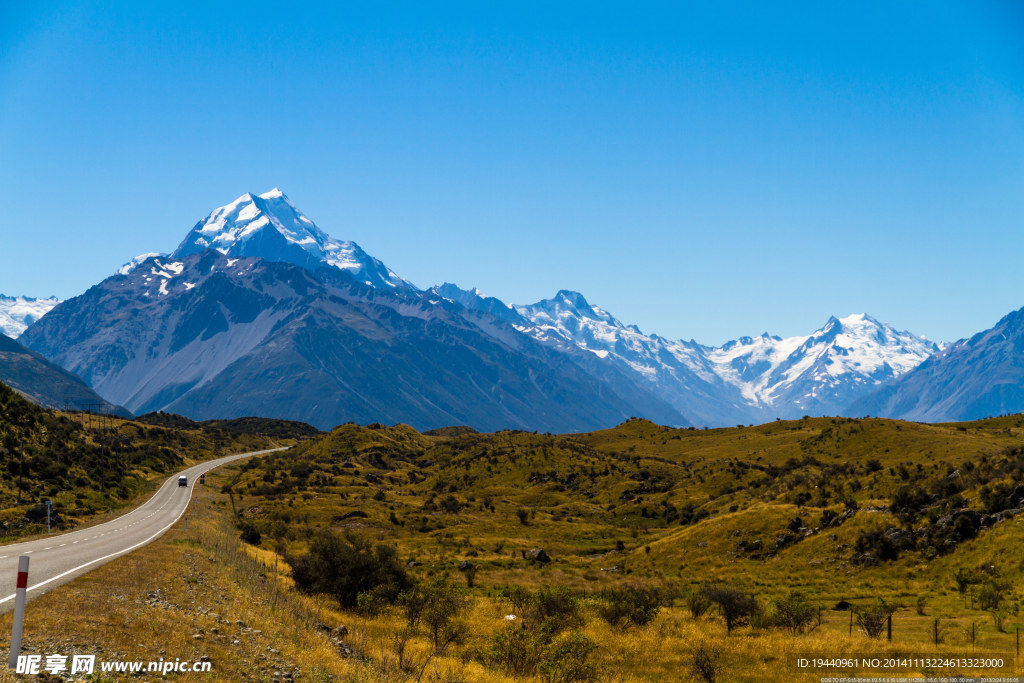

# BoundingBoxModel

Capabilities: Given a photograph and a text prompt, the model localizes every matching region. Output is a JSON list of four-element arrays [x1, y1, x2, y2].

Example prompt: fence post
[[8, 556, 30, 669], [887, 614, 892, 642]]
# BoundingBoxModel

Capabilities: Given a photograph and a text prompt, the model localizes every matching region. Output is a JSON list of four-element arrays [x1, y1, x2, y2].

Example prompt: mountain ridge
[[21, 249, 687, 431], [436, 283, 940, 424], [17, 188, 948, 429]]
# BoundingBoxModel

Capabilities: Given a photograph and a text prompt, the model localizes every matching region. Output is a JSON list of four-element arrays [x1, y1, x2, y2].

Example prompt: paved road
[[0, 448, 284, 614]]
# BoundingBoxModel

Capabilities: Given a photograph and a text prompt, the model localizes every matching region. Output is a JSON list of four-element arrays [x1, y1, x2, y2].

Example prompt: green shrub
[[687, 588, 712, 618], [765, 592, 817, 633], [854, 528, 900, 561], [701, 586, 759, 634], [915, 595, 927, 616], [977, 580, 1007, 611], [689, 640, 723, 683], [855, 599, 897, 639], [538, 632, 598, 683], [953, 567, 978, 595], [597, 585, 662, 627], [530, 586, 583, 632], [355, 585, 391, 616], [498, 585, 581, 634], [499, 585, 533, 617], [486, 625, 596, 681], [400, 578, 468, 650], [486, 624, 547, 676], [288, 531, 410, 608], [238, 521, 261, 545]]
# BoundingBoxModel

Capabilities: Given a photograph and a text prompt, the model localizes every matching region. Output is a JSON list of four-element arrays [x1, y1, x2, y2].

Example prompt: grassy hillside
[[199, 416, 1024, 680], [0, 381, 304, 542]]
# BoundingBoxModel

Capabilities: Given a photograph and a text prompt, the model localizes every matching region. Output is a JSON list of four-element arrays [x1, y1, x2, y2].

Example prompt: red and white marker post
[[7, 555, 29, 669]]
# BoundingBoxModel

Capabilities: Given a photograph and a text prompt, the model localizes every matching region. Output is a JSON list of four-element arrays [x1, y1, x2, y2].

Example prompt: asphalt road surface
[[0, 448, 284, 614]]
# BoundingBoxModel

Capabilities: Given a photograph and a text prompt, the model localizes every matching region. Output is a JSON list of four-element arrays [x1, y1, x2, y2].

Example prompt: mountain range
[[10, 188, 1021, 429], [431, 284, 941, 425]]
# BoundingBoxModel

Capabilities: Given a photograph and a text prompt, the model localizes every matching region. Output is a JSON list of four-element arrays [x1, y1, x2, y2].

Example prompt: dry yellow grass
[[2, 482, 1020, 682], [0, 486, 350, 682], [4, 413, 1024, 681]]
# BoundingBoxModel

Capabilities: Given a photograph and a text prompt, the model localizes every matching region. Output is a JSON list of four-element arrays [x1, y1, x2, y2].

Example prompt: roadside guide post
[[8, 556, 29, 669], [45, 500, 52, 534]]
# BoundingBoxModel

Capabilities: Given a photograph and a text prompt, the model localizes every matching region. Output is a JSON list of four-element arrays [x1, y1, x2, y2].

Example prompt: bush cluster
[[597, 585, 663, 627], [288, 531, 410, 608]]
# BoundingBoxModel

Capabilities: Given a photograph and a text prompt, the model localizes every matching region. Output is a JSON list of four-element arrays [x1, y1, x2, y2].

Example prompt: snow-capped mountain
[[445, 286, 940, 424], [706, 314, 940, 417], [430, 283, 528, 327], [15, 187, 946, 430], [0, 295, 62, 338], [508, 290, 754, 425], [432, 285, 761, 425], [20, 192, 687, 431], [171, 189, 414, 289]]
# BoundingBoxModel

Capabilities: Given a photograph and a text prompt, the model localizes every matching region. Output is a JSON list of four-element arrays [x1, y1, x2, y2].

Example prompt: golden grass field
[[3, 415, 1024, 681]]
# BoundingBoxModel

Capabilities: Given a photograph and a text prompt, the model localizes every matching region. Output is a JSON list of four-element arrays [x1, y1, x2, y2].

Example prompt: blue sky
[[1, 1, 1022, 345]]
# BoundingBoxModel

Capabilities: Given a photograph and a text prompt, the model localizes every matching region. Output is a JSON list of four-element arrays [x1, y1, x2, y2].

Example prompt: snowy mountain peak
[[511, 291, 941, 423], [0, 294, 62, 338], [522, 290, 626, 329], [721, 312, 942, 415], [829, 313, 882, 330], [725, 332, 781, 350], [554, 290, 591, 309], [118, 252, 167, 276], [170, 189, 415, 290]]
